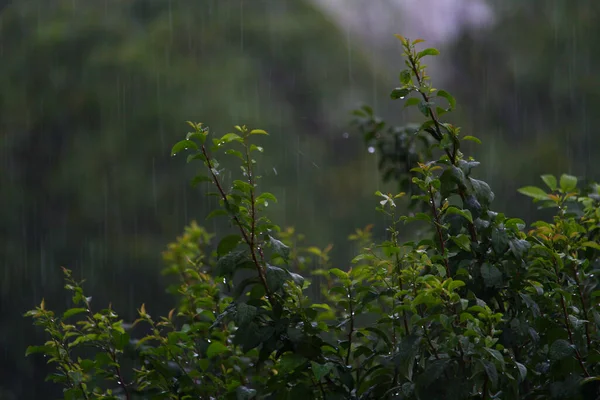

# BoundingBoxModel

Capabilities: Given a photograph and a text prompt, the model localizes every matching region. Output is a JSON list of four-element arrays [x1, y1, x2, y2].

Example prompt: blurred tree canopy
[[0, 1, 388, 398], [446, 0, 599, 219]]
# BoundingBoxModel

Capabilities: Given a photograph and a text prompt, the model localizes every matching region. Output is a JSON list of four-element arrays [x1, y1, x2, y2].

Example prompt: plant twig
[[428, 184, 450, 277], [201, 144, 275, 306]]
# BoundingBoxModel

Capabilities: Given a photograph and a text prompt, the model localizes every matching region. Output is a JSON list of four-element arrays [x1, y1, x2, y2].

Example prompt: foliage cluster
[[26, 38, 600, 399]]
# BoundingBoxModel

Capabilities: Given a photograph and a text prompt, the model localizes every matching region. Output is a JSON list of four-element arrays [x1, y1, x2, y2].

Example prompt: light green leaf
[[462, 135, 482, 144], [63, 308, 87, 319], [517, 186, 548, 200], [417, 48, 440, 58], [220, 133, 242, 142], [581, 241, 600, 250], [559, 174, 578, 192], [206, 341, 229, 359], [399, 70, 412, 84], [541, 174, 557, 191], [250, 129, 268, 135]]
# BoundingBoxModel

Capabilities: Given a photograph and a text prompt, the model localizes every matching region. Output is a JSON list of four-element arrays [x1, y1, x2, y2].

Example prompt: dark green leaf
[[549, 339, 574, 361], [482, 360, 498, 388], [171, 140, 198, 156], [481, 263, 502, 288], [235, 303, 257, 327], [311, 361, 334, 381], [236, 386, 257, 400], [445, 206, 473, 223], [266, 265, 289, 292], [268, 235, 290, 262], [437, 90, 456, 109], [217, 234, 242, 256], [391, 87, 411, 100]]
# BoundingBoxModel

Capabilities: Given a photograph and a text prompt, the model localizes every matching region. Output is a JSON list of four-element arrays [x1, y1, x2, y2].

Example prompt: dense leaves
[[26, 38, 600, 399]]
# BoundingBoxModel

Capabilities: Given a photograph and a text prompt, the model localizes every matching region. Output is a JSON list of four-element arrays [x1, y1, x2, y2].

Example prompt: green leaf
[[206, 341, 229, 359], [256, 192, 278, 205], [462, 135, 482, 144], [470, 178, 495, 206], [393, 333, 422, 381], [445, 206, 473, 223], [220, 133, 242, 143], [268, 235, 290, 262], [311, 361, 333, 381], [191, 175, 212, 187], [451, 234, 471, 252], [404, 98, 420, 108], [541, 174, 557, 191], [417, 48, 440, 58], [329, 268, 349, 280], [509, 239, 530, 260], [516, 362, 527, 382], [418, 101, 431, 117], [266, 265, 289, 292], [437, 90, 456, 109], [206, 209, 229, 220], [250, 129, 268, 135], [491, 227, 509, 254], [236, 386, 257, 400], [391, 87, 411, 100], [448, 280, 466, 291], [171, 140, 198, 156], [549, 339, 574, 361], [25, 345, 52, 356], [559, 174, 578, 192], [399, 70, 412, 84], [581, 241, 600, 250], [235, 303, 257, 327], [518, 186, 548, 201], [217, 234, 242, 256], [481, 263, 502, 288], [62, 308, 87, 319], [482, 360, 498, 388]]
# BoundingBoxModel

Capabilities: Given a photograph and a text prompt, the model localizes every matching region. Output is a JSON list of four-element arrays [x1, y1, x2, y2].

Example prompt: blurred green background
[[1, 1, 598, 398]]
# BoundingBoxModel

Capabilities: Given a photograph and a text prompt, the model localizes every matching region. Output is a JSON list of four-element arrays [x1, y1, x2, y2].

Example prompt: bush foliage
[[26, 37, 600, 399]]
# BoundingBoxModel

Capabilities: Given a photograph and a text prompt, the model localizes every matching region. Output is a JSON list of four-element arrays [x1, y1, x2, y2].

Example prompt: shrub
[[25, 37, 600, 400]]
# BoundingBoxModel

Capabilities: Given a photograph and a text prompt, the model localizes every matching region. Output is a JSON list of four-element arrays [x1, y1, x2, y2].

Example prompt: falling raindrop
[[342, 132, 349, 139], [368, 146, 375, 154]]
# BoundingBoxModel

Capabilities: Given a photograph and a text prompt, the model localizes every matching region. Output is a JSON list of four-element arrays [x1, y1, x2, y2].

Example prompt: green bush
[[25, 37, 600, 399]]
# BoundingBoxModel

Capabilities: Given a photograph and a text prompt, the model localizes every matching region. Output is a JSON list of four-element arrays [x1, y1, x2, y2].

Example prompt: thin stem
[[345, 287, 355, 366], [407, 50, 477, 242], [201, 144, 275, 306], [570, 261, 592, 349], [554, 261, 590, 377], [559, 294, 589, 377], [428, 184, 450, 277], [481, 375, 488, 400]]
